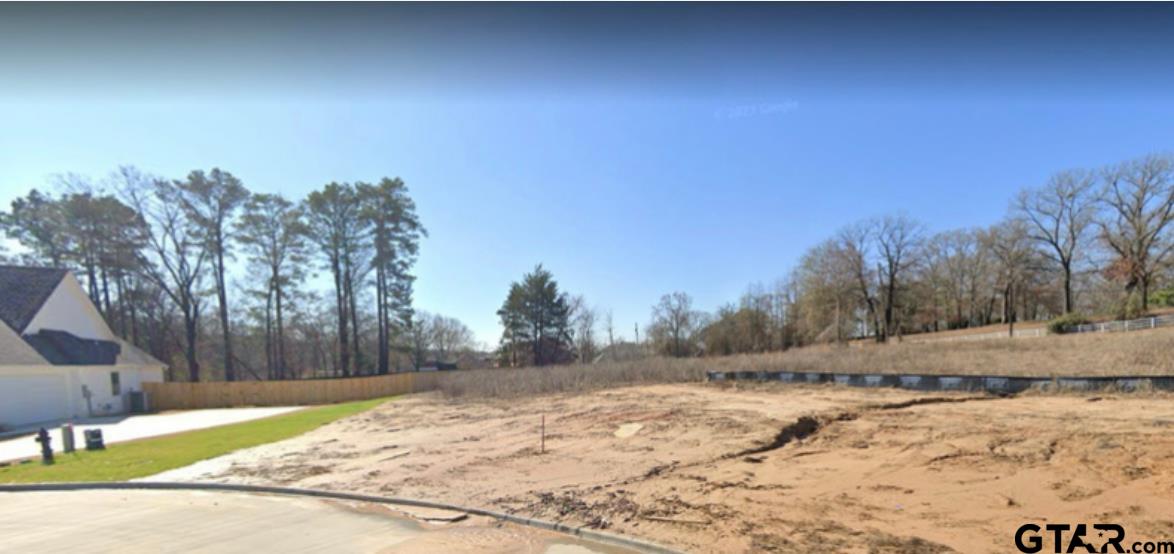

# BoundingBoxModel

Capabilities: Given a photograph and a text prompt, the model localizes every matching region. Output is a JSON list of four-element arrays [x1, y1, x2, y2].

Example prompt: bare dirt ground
[[153, 384, 1174, 553]]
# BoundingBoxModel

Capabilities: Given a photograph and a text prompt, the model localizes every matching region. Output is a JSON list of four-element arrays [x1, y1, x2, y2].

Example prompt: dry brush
[[435, 327, 1174, 398]]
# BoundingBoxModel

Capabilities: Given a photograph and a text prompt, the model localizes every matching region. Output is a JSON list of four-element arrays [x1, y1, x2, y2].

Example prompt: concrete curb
[[706, 370, 1174, 394], [0, 481, 680, 554]]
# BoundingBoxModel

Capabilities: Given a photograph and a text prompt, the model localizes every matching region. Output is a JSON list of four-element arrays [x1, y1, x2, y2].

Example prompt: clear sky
[[2, 3, 1174, 346]]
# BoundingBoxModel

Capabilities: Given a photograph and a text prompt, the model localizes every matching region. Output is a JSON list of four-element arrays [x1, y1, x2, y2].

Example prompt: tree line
[[8, 152, 1172, 375], [638, 152, 1174, 357], [501, 151, 1174, 362], [1, 167, 478, 381]]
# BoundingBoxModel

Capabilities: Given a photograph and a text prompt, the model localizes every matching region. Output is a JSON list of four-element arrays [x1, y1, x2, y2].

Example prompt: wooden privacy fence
[[141, 372, 440, 411]]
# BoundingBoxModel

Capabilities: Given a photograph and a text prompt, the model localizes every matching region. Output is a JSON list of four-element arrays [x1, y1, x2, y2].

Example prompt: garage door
[[0, 374, 69, 429]]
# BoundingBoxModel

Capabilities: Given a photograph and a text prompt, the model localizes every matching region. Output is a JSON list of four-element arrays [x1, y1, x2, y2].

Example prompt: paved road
[[0, 490, 634, 553], [0, 407, 302, 463]]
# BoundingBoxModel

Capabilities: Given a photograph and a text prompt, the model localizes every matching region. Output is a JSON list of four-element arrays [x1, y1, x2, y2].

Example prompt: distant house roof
[[22, 329, 121, 365], [0, 265, 68, 334]]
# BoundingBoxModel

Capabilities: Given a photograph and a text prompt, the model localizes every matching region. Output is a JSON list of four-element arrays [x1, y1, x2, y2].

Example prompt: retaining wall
[[706, 370, 1174, 393]]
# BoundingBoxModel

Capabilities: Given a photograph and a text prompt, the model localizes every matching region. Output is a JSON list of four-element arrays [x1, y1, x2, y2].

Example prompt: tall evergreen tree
[[357, 178, 426, 374], [0, 189, 71, 267], [177, 169, 249, 381], [236, 193, 309, 379], [497, 283, 527, 367], [496, 265, 574, 366], [305, 182, 368, 376]]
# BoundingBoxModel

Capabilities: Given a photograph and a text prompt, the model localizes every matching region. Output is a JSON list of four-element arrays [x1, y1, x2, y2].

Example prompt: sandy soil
[[151, 384, 1174, 553]]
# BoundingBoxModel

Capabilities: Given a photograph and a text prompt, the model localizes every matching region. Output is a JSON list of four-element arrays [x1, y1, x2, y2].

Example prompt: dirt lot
[[154, 384, 1174, 553]]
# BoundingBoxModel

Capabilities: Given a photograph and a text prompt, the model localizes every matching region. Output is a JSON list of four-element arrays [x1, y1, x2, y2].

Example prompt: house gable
[[23, 273, 117, 341], [0, 267, 165, 369], [0, 265, 67, 334]]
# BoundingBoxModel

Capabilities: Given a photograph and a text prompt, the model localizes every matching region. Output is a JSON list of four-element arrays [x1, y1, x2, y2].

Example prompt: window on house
[[111, 371, 121, 396]]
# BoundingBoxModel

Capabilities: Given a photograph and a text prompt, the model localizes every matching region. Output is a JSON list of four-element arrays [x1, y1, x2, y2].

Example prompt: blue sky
[[2, 4, 1174, 346]]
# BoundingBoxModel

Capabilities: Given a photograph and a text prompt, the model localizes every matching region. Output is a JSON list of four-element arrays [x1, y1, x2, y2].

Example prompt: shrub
[[1151, 287, 1174, 308], [1120, 293, 1145, 319], [1048, 313, 1090, 334]]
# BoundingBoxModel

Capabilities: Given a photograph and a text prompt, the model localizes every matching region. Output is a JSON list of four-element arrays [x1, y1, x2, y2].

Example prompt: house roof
[[22, 329, 121, 365], [0, 265, 68, 334], [0, 265, 166, 369]]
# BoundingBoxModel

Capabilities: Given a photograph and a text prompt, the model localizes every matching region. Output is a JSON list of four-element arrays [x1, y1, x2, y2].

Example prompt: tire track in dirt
[[737, 394, 1001, 457]]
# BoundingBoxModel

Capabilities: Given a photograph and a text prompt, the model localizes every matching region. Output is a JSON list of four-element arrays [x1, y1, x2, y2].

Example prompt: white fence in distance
[[907, 326, 1047, 344], [1067, 313, 1174, 334], [906, 313, 1174, 344]]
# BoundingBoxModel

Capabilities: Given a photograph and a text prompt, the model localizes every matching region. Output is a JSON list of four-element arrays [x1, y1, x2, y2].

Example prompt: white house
[[0, 266, 166, 429]]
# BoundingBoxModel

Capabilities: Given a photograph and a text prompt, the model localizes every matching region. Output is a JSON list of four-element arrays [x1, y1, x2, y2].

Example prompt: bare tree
[[874, 214, 924, 341], [569, 296, 598, 363], [836, 222, 881, 340], [604, 309, 616, 350], [406, 312, 433, 370], [736, 284, 767, 351], [922, 229, 989, 328], [430, 314, 475, 363], [117, 168, 208, 381], [769, 277, 793, 349], [1097, 153, 1174, 313], [1015, 169, 1097, 314], [789, 239, 857, 343], [648, 291, 704, 357], [984, 219, 1037, 335]]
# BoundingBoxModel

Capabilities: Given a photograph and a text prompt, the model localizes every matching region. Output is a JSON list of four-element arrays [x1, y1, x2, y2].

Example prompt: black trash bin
[[84, 429, 105, 451]]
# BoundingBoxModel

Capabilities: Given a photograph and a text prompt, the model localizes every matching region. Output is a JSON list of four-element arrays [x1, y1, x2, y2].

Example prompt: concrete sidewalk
[[0, 489, 635, 553], [0, 489, 423, 553], [0, 407, 302, 463]]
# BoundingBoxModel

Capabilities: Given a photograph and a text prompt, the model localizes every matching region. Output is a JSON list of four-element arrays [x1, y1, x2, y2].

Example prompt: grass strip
[[0, 396, 392, 483]]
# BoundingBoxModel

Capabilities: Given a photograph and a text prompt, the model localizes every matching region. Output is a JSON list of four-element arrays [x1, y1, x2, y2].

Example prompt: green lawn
[[0, 396, 392, 483]]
